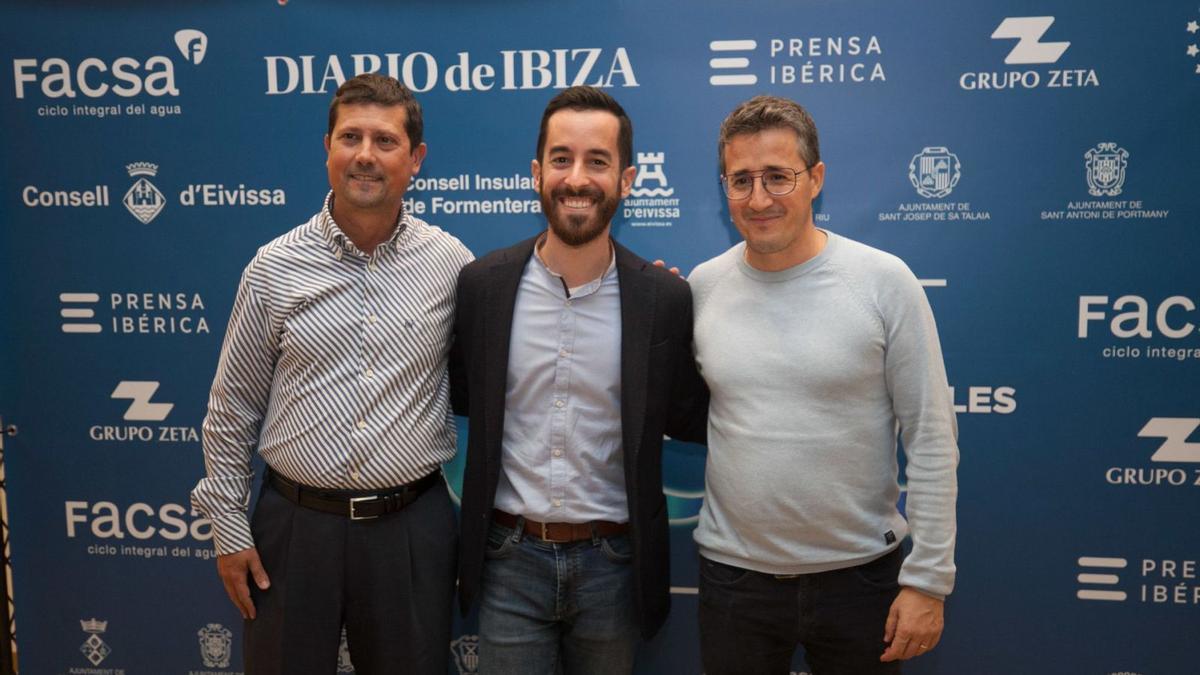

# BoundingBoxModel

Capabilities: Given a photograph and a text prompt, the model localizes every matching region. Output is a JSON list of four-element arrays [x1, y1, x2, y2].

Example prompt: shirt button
[[559, 349, 569, 358], [554, 400, 564, 408], [552, 499, 562, 508], [368, 314, 378, 324], [351, 471, 361, 481], [356, 419, 367, 430], [368, 262, 377, 271], [552, 448, 563, 458], [365, 368, 375, 379]]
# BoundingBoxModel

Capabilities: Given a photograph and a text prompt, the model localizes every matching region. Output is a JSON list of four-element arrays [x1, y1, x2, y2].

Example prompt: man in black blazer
[[451, 86, 707, 674]]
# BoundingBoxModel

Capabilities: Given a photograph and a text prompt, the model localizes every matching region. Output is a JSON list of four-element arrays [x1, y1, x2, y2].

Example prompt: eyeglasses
[[720, 167, 810, 200]]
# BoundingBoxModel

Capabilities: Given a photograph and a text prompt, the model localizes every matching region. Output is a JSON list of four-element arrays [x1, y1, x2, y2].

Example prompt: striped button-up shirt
[[192, 193, 473, 555]]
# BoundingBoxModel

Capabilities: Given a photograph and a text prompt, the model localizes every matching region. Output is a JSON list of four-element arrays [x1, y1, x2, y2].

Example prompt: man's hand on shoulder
[[652, 259, 683, 278], [880, 586, 944, 662], [217, 547, 271, 620]]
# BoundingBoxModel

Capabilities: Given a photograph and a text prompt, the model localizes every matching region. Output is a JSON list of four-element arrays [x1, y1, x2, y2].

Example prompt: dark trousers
[[244, 476, 458, 675], [698, 548, 904, 675]]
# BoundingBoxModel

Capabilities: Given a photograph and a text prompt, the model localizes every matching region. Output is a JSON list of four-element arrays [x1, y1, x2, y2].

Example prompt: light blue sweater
[[690, 231, 958, 598]]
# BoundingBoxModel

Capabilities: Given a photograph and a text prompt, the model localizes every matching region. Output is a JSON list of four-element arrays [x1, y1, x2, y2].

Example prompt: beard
[[541, 183, 620, 247]]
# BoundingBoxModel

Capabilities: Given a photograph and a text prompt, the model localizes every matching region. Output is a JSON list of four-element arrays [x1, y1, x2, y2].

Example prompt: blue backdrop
[[2, 1, 1198, 673]]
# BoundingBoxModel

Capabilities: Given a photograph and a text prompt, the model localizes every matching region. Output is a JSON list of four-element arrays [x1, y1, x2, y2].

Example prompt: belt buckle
[[539, 521, 570, 543], [349, 496, 380, 521]]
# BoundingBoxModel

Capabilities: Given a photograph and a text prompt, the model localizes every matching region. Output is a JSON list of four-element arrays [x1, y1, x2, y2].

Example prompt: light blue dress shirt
[[493, 240, 628, 523]]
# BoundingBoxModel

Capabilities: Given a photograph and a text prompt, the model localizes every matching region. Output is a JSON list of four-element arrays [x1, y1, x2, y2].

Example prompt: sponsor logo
[[908, 147, 960, 199], [58, 290, 210, 336], [450, 634, 480, 674], [1104, 418, 1200, 488], [624, 151, 681, 228], [14, 30, 206, 120], [93, 380, 196, 444], [1078, 295, 1199, 361], [950, 386, 1016, 414], [197, 623, 232, 668], [66, 500, 214, 555], [23, 162, 286, 217], [111, 381, 174, 421], [960, 17, 1098, 91], [264, 48, 637, 95], [79, 618, 112, 666], [992, 16, 1070, 64], [709, 40, 758, 86], [60, 292, 102, 333], [337, 628, 354, 673], [707, 34, 885, 87], [1040, 144, 1166, 222], [1084, 143, 1129, 197], [1075, 554, 1200, 606], [123, 162, 166, 224], [879, 148, 990, 223], [1077, 556, 1127, 601], [403, 171, 540, 217], [174, 29, 208, 66]]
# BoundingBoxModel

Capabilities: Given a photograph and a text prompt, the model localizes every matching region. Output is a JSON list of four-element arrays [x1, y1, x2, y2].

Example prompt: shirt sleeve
[[191, 262, 280, 556], [880, 261, 959, 599]]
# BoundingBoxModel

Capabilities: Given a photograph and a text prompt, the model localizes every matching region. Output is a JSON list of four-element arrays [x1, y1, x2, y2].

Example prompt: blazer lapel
[[483, 238, 537, 469], [616, 242, 655, 467]]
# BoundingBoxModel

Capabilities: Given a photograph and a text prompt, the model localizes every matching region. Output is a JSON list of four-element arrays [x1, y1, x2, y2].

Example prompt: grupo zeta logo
[[92, 380, 196, 443], [960, 17, 1098, 90], [14, 29, 207, 119], [263, 47, 637, 95], [706, 34, 885, 87], [1104, 417, 1200, 488]]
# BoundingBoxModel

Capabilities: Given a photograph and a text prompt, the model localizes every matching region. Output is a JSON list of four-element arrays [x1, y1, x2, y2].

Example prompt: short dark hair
[[536, 86, 633, 170], [327, 73, 423, 150], [718, 95, 820, 173]]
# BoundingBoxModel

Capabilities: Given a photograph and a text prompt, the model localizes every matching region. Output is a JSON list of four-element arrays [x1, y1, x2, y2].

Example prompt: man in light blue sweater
[[690, 95, 959, 674]]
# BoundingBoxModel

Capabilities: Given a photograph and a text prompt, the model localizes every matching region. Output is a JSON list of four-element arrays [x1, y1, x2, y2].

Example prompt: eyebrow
[[548, 145, 613, 160]]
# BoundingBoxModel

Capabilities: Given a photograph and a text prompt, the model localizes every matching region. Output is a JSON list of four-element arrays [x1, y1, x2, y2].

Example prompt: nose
[[354, 139, 375, 165], [563, 160, 589, 189], [747, 177, 773, 210]]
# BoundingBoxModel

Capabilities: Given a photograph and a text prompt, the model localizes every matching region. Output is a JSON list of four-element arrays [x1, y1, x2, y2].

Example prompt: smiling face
[[324, 102, 426, 220], [722, 127, 825, 270], [532, 108, 635, 247]]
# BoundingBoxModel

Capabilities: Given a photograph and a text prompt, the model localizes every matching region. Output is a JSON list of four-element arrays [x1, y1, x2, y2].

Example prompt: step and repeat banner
[[1, 1, 1197, 673]]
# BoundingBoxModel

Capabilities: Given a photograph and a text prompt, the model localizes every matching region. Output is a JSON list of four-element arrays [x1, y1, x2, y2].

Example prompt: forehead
[[543, 108, 620, 154], [723, 127, 804, 172], [331, 102, 408, 133]]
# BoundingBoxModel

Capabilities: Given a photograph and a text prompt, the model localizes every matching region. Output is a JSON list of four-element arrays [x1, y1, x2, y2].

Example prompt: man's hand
[[217, 547, 271, 620], [652, 259, 683, 277], [880, 586, 944, 662]]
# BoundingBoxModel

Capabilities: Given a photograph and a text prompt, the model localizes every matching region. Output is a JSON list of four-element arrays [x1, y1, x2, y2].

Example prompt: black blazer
[[451, 235, 708, 639]]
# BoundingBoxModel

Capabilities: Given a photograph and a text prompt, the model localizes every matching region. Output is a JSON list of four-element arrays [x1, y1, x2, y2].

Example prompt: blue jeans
[[477, 519, 639, 675], [699, 547, 904, 675]]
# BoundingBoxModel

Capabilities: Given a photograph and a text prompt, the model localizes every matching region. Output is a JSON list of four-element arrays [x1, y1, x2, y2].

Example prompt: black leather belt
[[492, 509, 629, 543], [269, 470, 440, 520]]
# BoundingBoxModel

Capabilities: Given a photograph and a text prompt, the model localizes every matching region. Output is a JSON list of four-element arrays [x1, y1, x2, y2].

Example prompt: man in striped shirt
[[192, 74, 472, 675]]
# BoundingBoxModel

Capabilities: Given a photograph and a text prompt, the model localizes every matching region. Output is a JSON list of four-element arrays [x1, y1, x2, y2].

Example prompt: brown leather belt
[[269, 470, 440, 520], [492, 509, 629, 543]]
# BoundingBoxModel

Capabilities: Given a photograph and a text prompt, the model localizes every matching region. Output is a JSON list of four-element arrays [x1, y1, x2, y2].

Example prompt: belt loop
[[512, 516, 526, 543]]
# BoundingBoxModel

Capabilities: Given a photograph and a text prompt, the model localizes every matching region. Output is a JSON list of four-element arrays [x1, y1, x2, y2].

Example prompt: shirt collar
[[317, 191, 410, 258], [532, 233, 617, 297]]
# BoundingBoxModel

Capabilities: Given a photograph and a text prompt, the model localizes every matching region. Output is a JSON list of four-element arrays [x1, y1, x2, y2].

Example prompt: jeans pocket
[[484, 525, 518, 560], [850, 550, 902, 591], [699, 557, 750, 586], [599, 535, 634, 564]]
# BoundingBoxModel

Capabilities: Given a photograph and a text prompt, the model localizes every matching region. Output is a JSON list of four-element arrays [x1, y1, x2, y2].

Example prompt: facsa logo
[[12, 29, 206, 99], [991, 17, 1070, 65], [111, 381, 173, 422], [1078, 295, 1198, 339]]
